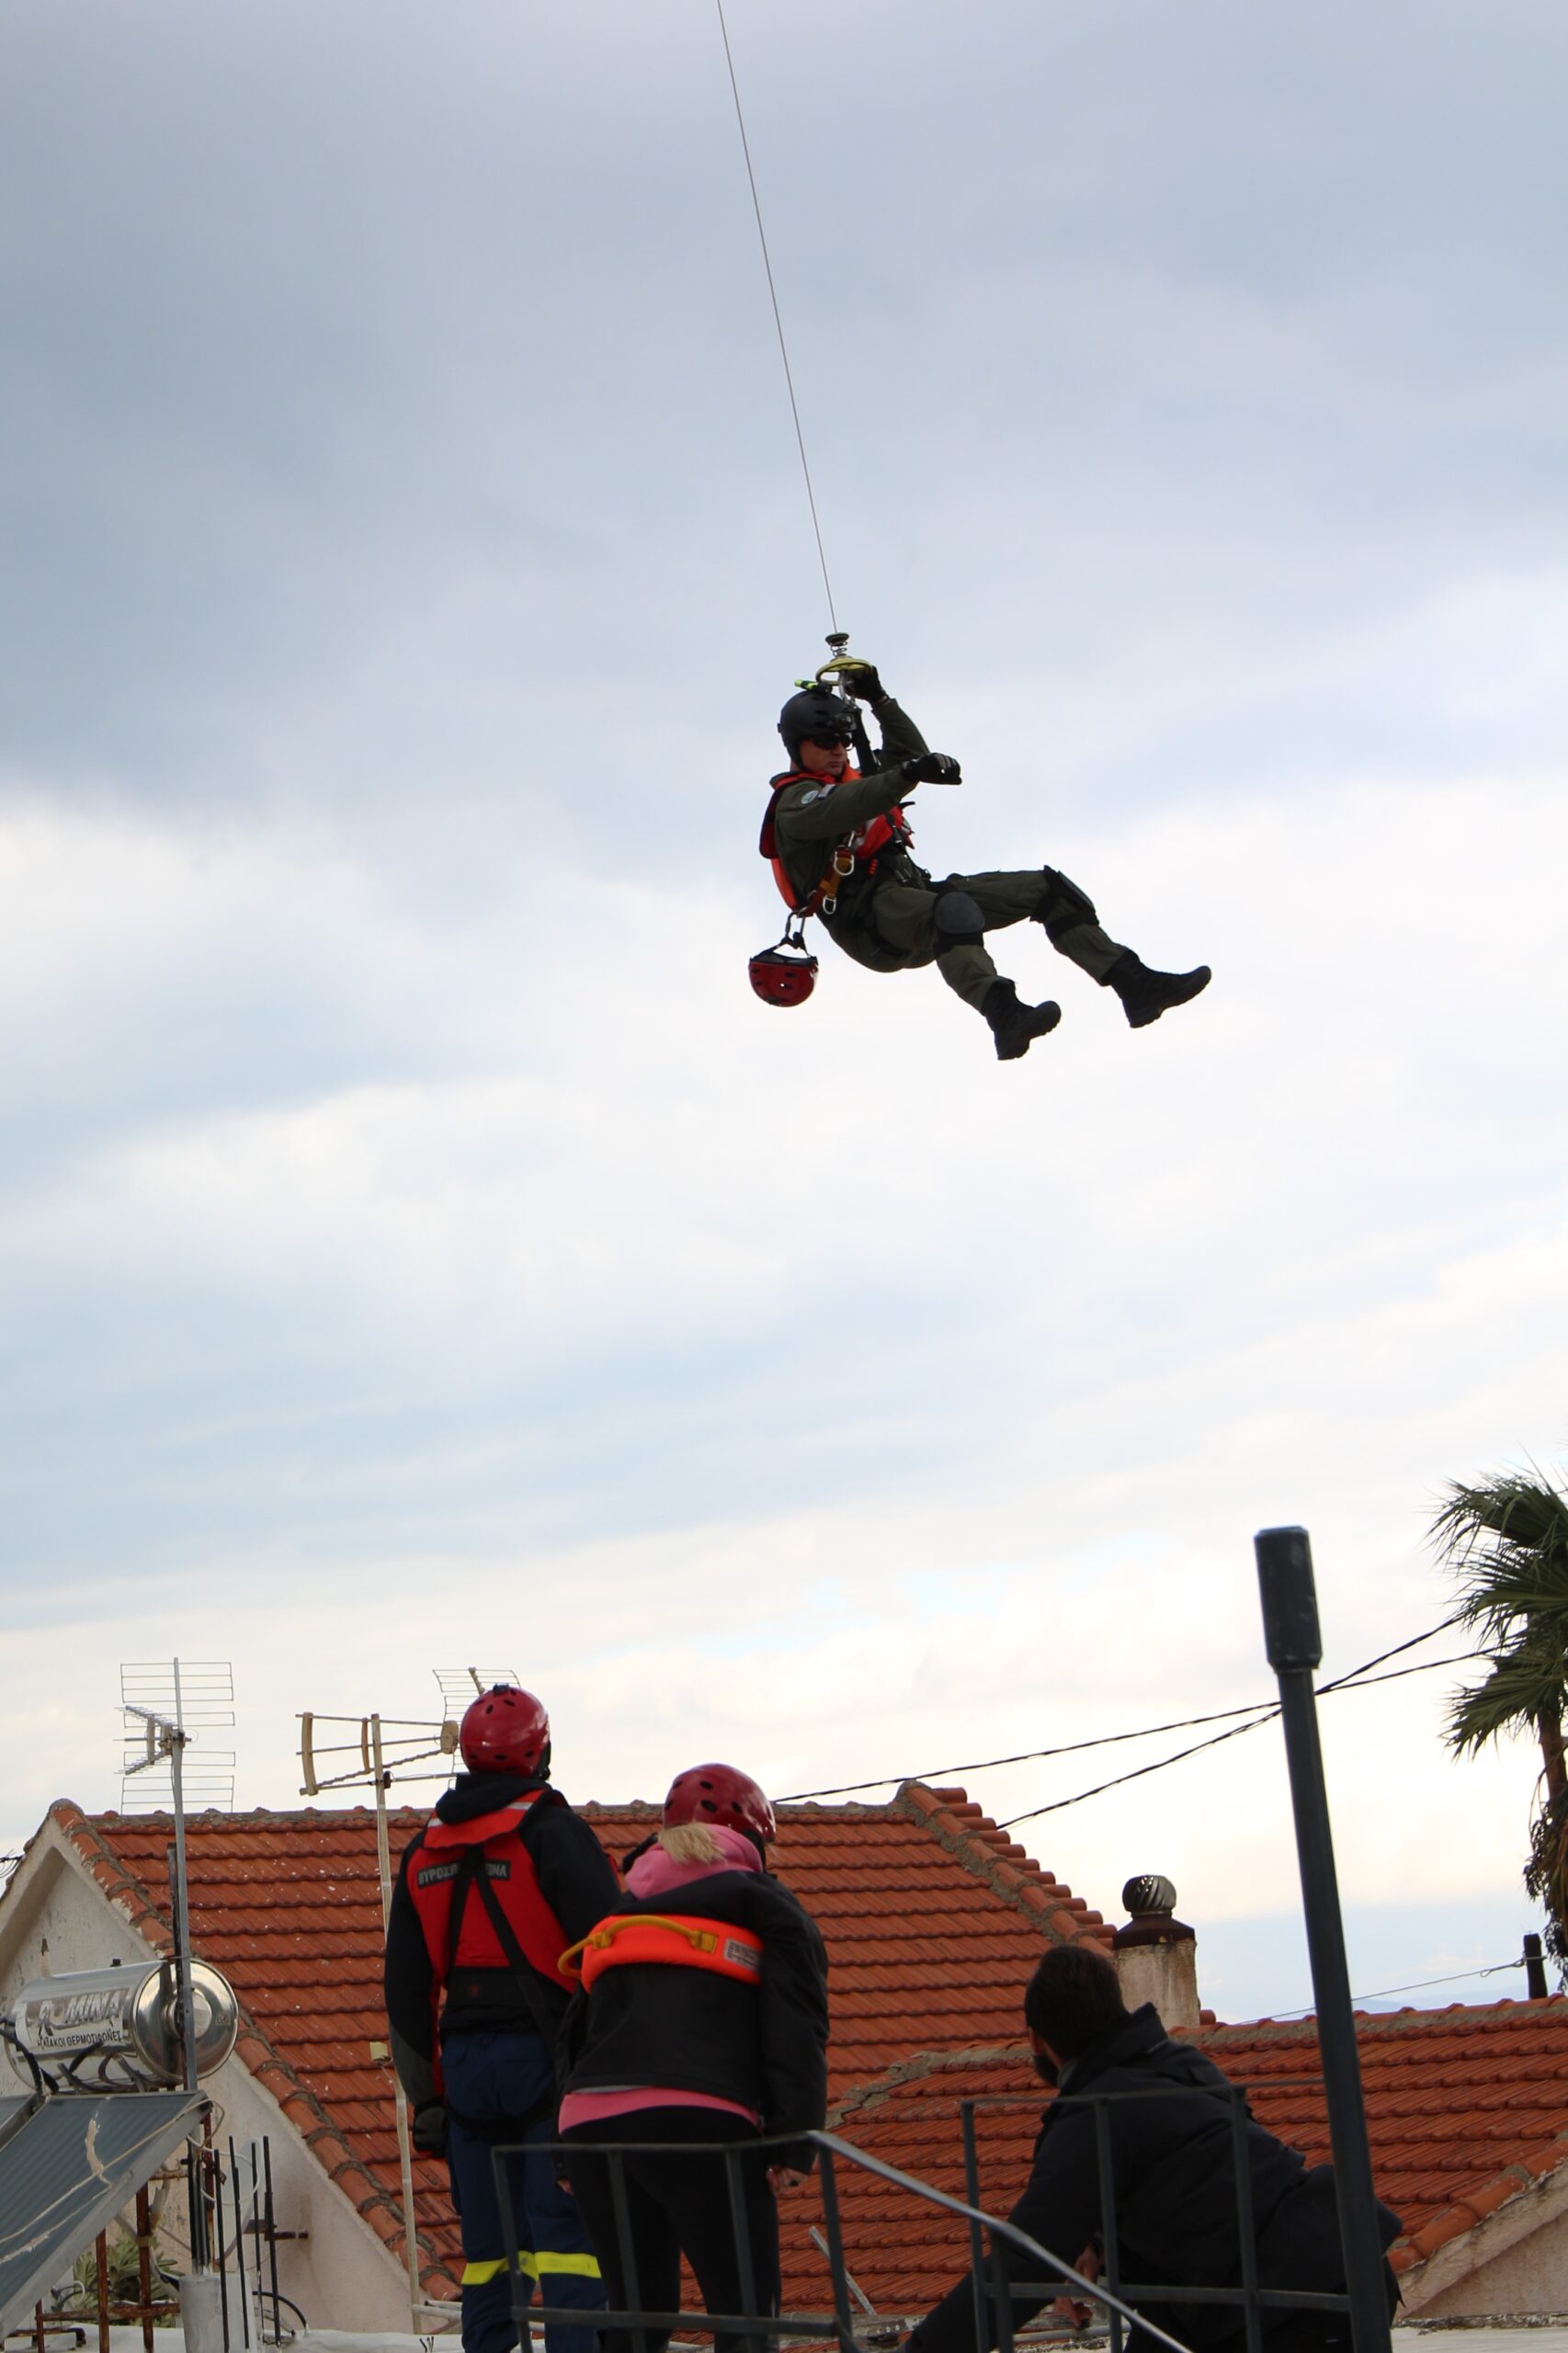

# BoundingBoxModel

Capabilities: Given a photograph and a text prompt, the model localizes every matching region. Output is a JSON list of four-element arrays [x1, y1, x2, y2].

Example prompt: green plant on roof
[[70, 2231, 175, 2315], [1432, 1461, 1568, 1977]]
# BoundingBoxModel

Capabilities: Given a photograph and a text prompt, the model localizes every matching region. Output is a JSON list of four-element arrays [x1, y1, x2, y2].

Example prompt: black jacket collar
[[1058, 2002, 1168, 2094], [435, 1769, 552, 1825]]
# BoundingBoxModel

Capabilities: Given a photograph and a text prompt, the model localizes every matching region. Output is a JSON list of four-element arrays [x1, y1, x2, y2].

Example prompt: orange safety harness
[[559, 1912, 765, 1994], [758, 769, 914, 919]]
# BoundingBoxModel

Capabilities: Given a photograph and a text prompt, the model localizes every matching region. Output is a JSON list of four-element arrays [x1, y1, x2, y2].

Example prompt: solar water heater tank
[[6, 1960, 239, 2088]]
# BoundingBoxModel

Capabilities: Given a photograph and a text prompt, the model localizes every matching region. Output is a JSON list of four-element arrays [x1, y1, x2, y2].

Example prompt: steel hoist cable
[[715, 0, 839, 631]]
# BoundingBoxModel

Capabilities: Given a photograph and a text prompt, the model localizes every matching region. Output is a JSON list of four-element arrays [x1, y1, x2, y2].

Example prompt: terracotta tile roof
[[41, 1782, 1108, 2307], [786, 1998, 1568, 2320], [1201, 2005, 1568, 2284]]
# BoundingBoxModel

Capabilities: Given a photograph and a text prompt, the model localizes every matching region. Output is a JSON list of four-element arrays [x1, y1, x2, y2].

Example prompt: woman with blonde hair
[[557, 1764, 829, 2353]]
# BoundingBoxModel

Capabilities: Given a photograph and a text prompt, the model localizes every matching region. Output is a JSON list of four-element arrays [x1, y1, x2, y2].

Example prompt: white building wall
[[1400, 2167, 1568, 2320], [0, 1839, 145, 1995], [0, 1824, 421, 2334], [201, 2050, 420, 2334]]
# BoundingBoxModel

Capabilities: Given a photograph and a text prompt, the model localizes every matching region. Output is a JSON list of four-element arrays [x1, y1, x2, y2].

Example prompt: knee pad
[[933, 887, 985, 949], [1036, 866, 1098, 945]]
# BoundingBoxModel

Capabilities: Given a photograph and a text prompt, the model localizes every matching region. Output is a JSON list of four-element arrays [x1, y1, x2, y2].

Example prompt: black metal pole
[[229, 2138, 248, 2352], [1227, 2087, 1262, 2353], [960, 2101, 990, 2353], [1093, 2100, 1124, 2353], [1255, 1527, 1391, 2353], [261, 2136, 282, 2344], [1524, 1933, 1549, 2001], [814, 2144, 859, 2353]]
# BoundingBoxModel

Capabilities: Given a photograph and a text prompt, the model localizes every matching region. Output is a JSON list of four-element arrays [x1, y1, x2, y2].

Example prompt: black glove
[[820, 656, 885, 704], [411, 2099, 449, 2159], [902, 752, 962, 784]]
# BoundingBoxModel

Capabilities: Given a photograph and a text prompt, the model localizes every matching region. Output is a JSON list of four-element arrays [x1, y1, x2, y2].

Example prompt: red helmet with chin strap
[[460, 1685, 551, 1776], [664, 1762, 777, 1845]]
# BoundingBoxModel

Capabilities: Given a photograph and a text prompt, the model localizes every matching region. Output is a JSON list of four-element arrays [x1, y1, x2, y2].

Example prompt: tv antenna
[[296, 1667, 517, 2326], [119, 1658, 234, 2276], [121, 1660, 234, 1812]]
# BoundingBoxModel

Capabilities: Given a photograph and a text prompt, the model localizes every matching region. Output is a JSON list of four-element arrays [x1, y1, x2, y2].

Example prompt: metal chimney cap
[[1122, 1873, 1177, 1915]]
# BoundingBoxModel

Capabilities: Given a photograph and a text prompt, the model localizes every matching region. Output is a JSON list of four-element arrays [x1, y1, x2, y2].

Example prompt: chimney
[[1113, 1873, 1200, 2031]]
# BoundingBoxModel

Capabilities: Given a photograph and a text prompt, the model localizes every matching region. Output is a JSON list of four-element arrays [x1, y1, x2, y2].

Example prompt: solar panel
[[0, 2089, 208, 2338]]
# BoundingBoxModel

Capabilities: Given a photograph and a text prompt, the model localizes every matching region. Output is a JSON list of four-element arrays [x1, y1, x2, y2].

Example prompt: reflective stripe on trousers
[[441, 2028, 604, 2353], [462, 2253, 604, 2286]]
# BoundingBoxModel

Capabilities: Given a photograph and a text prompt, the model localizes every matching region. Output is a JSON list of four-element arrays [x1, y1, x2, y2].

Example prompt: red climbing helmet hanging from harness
[[748, 932, 819, 1006]]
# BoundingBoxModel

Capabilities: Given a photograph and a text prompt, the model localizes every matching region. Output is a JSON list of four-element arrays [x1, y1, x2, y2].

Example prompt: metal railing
[[492, 2097, 1361, 2353], [956, 2085, 1358, 2353]]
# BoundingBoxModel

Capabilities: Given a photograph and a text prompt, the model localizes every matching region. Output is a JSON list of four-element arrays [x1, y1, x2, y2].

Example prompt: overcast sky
[[2, 0, 1565, 2025]]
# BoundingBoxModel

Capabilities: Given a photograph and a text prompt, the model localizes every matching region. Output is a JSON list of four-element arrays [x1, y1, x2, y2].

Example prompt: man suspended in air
[[755, 656, 1210, 1061]]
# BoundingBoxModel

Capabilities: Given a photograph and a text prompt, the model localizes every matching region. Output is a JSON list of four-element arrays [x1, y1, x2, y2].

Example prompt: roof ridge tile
[[892, 1781, 1111, 1949]]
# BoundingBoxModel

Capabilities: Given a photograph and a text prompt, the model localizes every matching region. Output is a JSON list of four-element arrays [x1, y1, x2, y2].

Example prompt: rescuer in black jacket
[[383, 1686, 619, 2353], [556, 1763, 830, 2353], [908, 1944, 1399, 2353]]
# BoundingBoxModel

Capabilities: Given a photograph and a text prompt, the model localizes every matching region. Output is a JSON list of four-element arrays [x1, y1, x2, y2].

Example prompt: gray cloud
[[3, 0, 1563, 858], [2, 2, 1564, 1954]]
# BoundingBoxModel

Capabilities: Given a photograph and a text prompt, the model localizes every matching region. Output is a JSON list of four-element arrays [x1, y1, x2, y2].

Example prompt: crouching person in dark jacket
[[908, 1944, 1400, 2353], [557, 1763, 830, 2353]]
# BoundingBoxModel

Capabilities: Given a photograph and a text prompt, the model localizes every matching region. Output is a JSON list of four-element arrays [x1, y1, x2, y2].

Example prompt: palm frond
[[1448, 1638, 1567, 1755], [1430, 1469, 1568, 1644]]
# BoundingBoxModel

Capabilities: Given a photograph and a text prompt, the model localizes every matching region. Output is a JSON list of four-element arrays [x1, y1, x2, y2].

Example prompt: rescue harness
[[758, 770, 913, 921], [560, 1912, 765, 1992], [411, 1791, 578, 1993]]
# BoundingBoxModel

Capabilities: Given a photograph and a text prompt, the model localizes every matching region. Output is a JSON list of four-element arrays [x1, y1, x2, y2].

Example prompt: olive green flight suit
[[770, 698, 1127, 1017]]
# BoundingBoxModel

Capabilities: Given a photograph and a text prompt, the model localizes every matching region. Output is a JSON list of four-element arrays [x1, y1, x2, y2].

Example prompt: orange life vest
[[407, 1792, 576, 1996], [560, 1911, 765, 1993], [759, 768, 914, 915]]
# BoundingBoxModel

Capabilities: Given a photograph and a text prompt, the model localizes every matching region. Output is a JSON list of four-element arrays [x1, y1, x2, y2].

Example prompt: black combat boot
[[1103, 951, 1211, 1029], [982, 979, 1062, 1061]]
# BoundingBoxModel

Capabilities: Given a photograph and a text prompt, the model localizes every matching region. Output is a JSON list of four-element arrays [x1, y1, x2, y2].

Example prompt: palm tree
[[1431, 1464, 1568, 1966]]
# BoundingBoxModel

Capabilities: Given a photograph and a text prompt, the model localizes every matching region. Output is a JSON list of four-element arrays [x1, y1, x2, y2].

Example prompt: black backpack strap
[[441, 1844, 563, 2137], [463, 1841, 568, 2052]]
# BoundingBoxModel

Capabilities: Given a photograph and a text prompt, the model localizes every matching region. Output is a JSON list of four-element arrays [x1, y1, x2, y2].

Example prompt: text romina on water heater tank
[[6, 1961, 240, 2089]]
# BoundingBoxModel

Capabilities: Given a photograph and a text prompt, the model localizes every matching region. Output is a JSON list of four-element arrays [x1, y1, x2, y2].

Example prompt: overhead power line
[[778, 1620, 1470, 1807], [998, 1643, 1477, 1832], [997, 1707, 1281, 1830], [1270, 1954, 1527, 2018], [777, 1699, 1282, 1805], [1317, 1613, 1464, 1689]]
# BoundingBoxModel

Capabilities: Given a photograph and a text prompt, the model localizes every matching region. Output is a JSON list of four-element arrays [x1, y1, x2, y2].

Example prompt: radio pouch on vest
[[446, 1845, 562, 2139]]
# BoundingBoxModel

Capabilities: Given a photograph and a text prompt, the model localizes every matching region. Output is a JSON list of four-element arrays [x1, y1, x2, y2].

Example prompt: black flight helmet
[[778, 687, 857, 767]]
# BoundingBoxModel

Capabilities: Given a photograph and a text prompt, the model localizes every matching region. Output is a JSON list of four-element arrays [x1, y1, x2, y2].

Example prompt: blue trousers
[[442, 2030, 603, 2353]]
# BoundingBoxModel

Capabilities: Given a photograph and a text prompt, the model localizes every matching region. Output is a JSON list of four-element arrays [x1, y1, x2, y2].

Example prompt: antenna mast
[[121, 1658, 234, 2277], [296, 1668, 517, 2328]]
